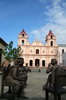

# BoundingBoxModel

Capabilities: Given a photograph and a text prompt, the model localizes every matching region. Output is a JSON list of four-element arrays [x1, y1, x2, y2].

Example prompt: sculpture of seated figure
[[2, 58, 28, 99], [43, 59, 60, 90]]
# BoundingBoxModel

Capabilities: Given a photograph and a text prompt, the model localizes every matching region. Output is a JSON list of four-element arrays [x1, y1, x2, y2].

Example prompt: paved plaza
[[0, 68, 66, 100]]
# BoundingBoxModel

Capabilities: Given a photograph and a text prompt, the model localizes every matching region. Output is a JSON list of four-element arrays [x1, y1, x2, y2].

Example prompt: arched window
[[51, 35, 53, 39], [22, 40, 24, 45], [36, 49, 39, 54], [62, 49, 64, 54], [22, 34, 24, 37], [50, 41, 53, 46]]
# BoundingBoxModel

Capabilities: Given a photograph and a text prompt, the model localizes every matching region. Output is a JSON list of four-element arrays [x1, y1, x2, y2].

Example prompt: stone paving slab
[[0, 68, 66, 100]]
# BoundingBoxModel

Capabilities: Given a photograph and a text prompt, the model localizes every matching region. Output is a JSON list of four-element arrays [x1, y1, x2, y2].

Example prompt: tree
[[3, 41, 21, 61]]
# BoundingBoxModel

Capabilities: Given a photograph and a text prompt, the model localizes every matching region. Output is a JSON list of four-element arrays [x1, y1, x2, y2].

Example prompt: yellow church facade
[[18, 29, 58, 67]]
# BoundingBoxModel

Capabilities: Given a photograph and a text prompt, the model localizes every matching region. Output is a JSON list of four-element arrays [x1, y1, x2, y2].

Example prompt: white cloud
[[31, 23, 66, 44], [43, 0, 66, 26], [31, 0, 66, 44]]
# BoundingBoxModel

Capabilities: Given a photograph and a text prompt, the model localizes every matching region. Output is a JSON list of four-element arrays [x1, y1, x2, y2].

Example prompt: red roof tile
[[20, 29, 27, 35], [46, 30, 55, 40], [47, 30, 54, 36]]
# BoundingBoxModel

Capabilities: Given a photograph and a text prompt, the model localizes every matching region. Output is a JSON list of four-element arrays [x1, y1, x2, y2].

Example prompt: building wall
[[58, 46, 66, 65], [19, 46, 58, 67], [18, 30, 58, 67], [0, 43, 6, 65], [62, 53, 66, 66]]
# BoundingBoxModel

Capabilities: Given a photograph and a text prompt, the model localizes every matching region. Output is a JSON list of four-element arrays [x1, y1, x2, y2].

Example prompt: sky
[[0, 0, 66, 47]]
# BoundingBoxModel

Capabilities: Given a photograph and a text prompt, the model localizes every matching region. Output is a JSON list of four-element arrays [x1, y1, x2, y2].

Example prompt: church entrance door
[[35, 59, 40, 67]]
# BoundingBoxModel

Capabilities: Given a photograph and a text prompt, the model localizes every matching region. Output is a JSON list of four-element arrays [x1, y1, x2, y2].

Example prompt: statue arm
[[46, 65, 52, 73]]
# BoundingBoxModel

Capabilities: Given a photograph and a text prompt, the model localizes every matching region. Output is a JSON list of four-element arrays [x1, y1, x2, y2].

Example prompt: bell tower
[[18, 29, 29, 46], [45, 30, 57, 46]]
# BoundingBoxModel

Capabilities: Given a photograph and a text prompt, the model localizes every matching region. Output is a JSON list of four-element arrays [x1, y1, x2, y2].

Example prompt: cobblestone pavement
[[0, 68, 66, 100]]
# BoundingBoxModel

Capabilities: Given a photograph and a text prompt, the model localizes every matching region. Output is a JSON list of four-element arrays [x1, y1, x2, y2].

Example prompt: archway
[[35, 59, 40, 66], [29, 60, 33, 66], [22, 40, 24, 45], [50, 41, 53, 46], [42, 60, 45, 67]]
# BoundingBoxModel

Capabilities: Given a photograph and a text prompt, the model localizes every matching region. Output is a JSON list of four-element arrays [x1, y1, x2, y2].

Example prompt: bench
[[45, 68, 66, 100], [0, 70, 17, 100]]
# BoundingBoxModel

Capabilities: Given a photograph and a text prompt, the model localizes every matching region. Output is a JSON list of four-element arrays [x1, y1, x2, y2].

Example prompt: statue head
[[17, 58, 24, 66], [51, 59, 57, 65]]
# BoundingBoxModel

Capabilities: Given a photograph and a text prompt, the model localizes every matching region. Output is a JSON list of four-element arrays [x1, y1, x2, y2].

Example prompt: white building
[[18, 29, 59, 67], [58, 44, 66, 65]]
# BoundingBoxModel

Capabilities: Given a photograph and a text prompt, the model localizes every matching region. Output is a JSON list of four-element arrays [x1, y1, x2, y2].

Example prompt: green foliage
[[3, 41, 21, 61]]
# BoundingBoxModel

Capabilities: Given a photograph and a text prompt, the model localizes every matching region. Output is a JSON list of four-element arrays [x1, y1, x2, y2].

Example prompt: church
[[18, 29, 59, 67]]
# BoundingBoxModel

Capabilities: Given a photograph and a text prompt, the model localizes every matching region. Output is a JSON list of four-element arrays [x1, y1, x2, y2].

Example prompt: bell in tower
[[45, 30, 57, 46], [18, 29, 29, 46]]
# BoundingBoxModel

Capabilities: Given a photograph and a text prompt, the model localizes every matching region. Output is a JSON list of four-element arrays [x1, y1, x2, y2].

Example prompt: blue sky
[[0, 0, 66, 47]]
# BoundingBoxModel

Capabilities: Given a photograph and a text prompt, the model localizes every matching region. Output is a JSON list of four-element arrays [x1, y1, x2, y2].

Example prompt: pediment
[[31, 40, 44, 46]]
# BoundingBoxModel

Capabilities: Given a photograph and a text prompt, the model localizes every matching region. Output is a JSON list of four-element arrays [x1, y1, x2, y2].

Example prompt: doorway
[[29, 60, 33, 66], [35, 59, 40, 66], [42, 60, 45, 67]]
